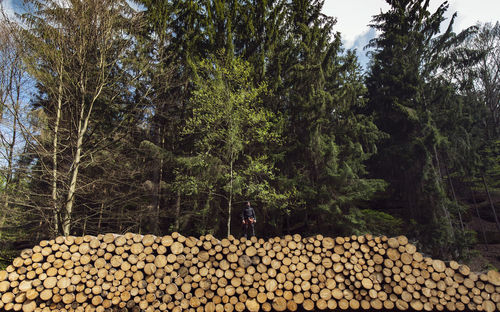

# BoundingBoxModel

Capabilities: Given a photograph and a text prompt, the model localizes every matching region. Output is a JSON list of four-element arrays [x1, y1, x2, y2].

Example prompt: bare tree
[[0, 15, 33, 238], [21, 0, 142, 236]]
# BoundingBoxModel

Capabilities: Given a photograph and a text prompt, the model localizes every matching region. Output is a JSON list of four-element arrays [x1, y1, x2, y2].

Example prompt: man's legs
[[243, 222, 249, 238], [250, 222, 255, 237]]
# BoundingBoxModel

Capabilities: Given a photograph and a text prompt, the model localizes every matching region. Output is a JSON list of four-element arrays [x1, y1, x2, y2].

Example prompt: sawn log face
[[0, 233, 499, 312]]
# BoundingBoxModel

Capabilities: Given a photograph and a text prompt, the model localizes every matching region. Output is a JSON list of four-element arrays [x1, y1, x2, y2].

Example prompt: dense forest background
[[0, 0, 499, 267]]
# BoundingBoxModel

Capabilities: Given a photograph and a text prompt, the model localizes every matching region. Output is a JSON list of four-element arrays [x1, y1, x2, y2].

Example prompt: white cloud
[[1, 0, 18, 21], [323, 0, 389, 48], [323, 0, 500, 49], [449, 0, 500, 30], [350, 28, 377, 71]]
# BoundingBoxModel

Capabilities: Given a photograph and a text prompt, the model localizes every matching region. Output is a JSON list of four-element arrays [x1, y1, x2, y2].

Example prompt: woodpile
[[0, 232, 499, 312]]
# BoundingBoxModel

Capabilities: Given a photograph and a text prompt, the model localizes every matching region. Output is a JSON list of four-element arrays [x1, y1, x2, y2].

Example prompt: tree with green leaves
[[183, 55, 283, 237], [2, 0, 490, 250]]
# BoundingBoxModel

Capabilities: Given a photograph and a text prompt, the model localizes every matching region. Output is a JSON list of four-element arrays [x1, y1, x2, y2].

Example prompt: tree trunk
[[444, 162, 464, 231], [174, 191, 181, 232], [203, 193, 211, 234], [0, 94, 19, 238], [227, 153, 233, 237], [97, 203, 104, 233], [154, 136, 164, 235], [433, 146, 455, 240], [0, 194, 8, 239], [471, 190, 488, 248], [482, 175, 500, 232], [52, 62, 63, 235], [62, 52, 102, 236], [63, 128, 83, 236], [63, 84, 93, 236], [82, 209, 88, 235], [118, 205, 124, 232]]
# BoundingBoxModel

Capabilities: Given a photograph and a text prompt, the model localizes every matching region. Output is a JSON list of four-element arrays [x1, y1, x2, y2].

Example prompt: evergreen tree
[[365, 0, 476, 256], [266, 0, 385, 235], [129, 0, 385, 237], [234, 0, 285, 81]]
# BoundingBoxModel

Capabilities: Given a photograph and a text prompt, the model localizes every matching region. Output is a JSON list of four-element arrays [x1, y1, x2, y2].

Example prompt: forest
[[0, 0, 498, 267]]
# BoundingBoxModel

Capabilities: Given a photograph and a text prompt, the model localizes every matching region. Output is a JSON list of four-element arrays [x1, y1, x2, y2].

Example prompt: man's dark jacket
[[241, 206, 256, 222]]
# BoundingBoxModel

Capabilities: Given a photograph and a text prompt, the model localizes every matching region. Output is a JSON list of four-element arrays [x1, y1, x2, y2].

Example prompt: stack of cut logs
[[0, 233, 499, 312]]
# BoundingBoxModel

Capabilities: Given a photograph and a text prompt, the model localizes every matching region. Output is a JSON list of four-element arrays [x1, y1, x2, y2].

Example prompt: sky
[[322, 0, 500, 68]]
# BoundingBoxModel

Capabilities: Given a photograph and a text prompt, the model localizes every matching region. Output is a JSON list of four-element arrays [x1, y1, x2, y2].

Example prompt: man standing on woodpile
[[241, 201, 256, 238]]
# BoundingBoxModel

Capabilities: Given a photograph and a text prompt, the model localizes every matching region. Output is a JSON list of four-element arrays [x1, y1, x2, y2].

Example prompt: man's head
[[247, 201, 251, 207]]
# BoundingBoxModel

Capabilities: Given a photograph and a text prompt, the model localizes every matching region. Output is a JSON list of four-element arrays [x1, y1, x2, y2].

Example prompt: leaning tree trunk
[[62, 118, 84, 236], [62, 73, 101, 236], [471, 190, 488, 247], [483, 174, 500, 232], [444, 162, 464, 231]]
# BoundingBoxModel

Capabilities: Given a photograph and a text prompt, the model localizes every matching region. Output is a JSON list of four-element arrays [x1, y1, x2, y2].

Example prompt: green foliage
[[0, 249, 18, 270], [364, 0, 482, 257], [481, 140, 500, 188], [181, 54, 285, 235], [256, 0, 387, 235], [347, 209, 404, 237]]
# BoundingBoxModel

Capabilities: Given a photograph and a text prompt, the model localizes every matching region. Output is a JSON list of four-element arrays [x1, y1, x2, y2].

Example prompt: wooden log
[[387, 248, 400, 261], [388, 237, 399, 249], [2, 233, 498, 312], [458, 265, 470, 276], [302, 299, 315, 311], [487, 270, 500, 286]]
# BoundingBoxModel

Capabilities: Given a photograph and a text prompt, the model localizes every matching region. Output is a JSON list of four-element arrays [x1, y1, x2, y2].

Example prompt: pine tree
[[263, 0, 385, 234], [365, 0, 477, 256]]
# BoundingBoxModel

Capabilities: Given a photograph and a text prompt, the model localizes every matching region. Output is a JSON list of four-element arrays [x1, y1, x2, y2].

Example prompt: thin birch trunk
[[52, 62, 63, 235], [82, 211, 87, 235], [62, 35, 104, 236], [0, 195, 8, 240], [118, 205, 124, 232], [174, 191, 181, 232], [63, 120, 84, 236], [1, 90, 19, 238], [227, 152, 233, 237], [63, 81, 94, 236]]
